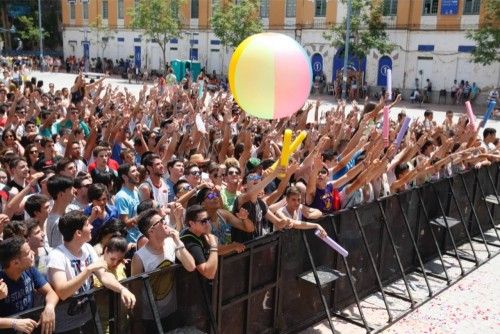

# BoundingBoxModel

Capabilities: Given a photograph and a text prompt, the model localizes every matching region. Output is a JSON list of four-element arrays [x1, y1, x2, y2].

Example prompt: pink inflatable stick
[[315, 230, 349, 257], [465, 101, 477, 131]]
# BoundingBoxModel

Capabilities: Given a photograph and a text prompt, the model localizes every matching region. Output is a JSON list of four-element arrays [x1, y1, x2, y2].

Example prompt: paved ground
[[301, 248, 500, 334]]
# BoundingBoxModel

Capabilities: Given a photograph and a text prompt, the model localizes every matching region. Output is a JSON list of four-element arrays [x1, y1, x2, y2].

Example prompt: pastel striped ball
[[228, 33, 312, 120]]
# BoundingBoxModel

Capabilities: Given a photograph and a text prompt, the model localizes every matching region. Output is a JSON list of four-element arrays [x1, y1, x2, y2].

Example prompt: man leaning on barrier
[[0, 236, 59, 334], [131, 208, 195, 332], [47, 210, 136, 333], [180, 205, 219, 280]]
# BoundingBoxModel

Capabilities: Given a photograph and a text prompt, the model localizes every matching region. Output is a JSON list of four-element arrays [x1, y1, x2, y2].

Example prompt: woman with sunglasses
[[24, 143, 39, 170], [1, 129, 23, 157], [196, 187, 252, 255]]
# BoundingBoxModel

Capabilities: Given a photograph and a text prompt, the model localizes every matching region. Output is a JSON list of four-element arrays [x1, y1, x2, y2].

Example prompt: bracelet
[[209, 247, 218, 253], [11, 319, 16, 330], [175, 245, 185, 252]]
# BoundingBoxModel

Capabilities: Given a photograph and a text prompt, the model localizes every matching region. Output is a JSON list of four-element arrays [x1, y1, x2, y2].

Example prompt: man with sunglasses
[[221, 165, 241, 212], [180, 205, 219, 280], [131, 208, 195, 332]]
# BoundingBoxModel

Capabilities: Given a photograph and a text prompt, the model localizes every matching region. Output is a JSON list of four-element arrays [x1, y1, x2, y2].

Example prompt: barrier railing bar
[[447, 178, 480, 265], [459, 173, 495, 254], [486, 167, 500, 203], [396, 194, 433, 296], [216, 252, 224, 332], [429, 183, 466, 275], [353, 209, 394, 322], [301, 231, 336, 333], [220, 281, 280, 310], [109, 289, 118, 334], [90, 293, 104, 334], [416, 188, 451, 283], [474, 169, 500, 241], [329, 216, 371, 332], [220, 238, 280, 264], [198, 275, 218, 334], [273, 233, 284, 332], [485, 167, 500, 228], [245, 242, 256, 334], [143, 276, 164, 333], [376, 200, 416, 306]]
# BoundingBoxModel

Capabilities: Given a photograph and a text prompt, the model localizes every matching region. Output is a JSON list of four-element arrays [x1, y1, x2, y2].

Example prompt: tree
[[89, 16, 113, 58], [211, 0, 263, 49], [466, 0, 500, 65], [130, 0, 184, 71], [16, 15, 49, 50], [323, 0, 395, 59]]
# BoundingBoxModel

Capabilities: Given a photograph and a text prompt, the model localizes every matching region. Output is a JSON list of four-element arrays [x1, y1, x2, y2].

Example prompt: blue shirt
[[83, 204, 119, 239], [0, 267, 47, 316], [165, 177, 176, 203], [115, 187, 141, 243]]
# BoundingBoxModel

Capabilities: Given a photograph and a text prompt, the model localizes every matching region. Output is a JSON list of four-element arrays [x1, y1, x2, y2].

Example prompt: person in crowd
[[46, 175, 75, 247], [138, 154, 169, 207], [115, 164, 142, 243], [47, 210, 135, 333], [165, 159, 185, 202], [180, 205, 218, 280], [84, 182, 119, 243], [0, 236, 58, 333], [67, 173, 92, 211], [131, 208, 195, 332]]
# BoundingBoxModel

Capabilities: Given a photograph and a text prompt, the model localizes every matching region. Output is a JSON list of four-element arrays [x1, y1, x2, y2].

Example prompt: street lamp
[[38, 0, 43, 60], [342, 0, 352, 100]]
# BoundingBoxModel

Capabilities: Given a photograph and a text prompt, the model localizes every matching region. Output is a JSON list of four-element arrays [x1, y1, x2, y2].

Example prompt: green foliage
[[16, 15, 49, 48], [211, 0, 263, 49], [323, 0, 395, 59], [466, 0, 500, 65], [89, 15, 113, 56], [130, 0, 184, 68]]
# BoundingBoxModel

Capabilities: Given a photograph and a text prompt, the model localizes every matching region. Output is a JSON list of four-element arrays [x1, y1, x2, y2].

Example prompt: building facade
[[61, 0, 499, 95]]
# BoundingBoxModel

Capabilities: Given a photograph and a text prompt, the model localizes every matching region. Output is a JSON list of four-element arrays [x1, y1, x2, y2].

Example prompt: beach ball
[[228, 33, 312, 120]]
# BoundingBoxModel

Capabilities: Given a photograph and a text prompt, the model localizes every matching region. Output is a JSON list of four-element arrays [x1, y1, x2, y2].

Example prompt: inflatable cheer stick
[[465, 101, 477, 131], [394, 117, 411, 150], [271, 130, 308, 171], [315, 230, 349, 257], [387, 68, 392, 100], [383, 106, 390, 147], [481, 100, 496, 128]]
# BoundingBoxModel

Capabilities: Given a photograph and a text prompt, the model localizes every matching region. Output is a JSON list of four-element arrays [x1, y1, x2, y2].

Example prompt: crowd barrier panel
[[8, 165, 500, 333]]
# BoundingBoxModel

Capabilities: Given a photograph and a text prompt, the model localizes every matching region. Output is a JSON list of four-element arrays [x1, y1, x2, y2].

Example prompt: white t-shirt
[[135, 239, 177, 320], [46, 213, 62, 248], [47, 243, 99, 332]]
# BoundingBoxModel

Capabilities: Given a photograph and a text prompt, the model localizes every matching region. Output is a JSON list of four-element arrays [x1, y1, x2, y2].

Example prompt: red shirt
[[87, 158, 119, 173]]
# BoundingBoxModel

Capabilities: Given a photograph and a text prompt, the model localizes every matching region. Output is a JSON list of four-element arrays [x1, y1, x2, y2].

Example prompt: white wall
[[62, 27, 499, 90]]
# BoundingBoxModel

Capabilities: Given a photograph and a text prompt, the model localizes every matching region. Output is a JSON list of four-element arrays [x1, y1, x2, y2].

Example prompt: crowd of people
[[0, 55, 498, 333]]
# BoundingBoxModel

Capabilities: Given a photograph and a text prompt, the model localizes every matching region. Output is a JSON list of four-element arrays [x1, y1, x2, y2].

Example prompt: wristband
[[209, 247, 218, 252], [11, 319, 16, 330], [175, 245, 185, 252]]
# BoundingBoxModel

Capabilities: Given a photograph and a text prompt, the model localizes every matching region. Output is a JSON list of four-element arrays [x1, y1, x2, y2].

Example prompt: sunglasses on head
[[246, 174, 261, 182], [205, 192, 219, 200]]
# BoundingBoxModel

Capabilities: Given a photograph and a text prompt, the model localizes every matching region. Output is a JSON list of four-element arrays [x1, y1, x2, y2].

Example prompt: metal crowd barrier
[[10, 164, 500, 333]]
